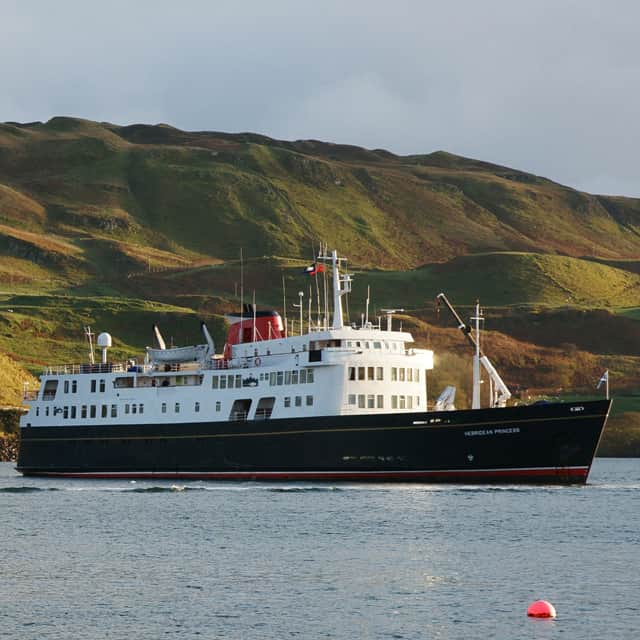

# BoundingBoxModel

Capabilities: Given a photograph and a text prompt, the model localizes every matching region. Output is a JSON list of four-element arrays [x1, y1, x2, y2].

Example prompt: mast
[[84, 326, 95, 365], [471, 302, 482, 410]]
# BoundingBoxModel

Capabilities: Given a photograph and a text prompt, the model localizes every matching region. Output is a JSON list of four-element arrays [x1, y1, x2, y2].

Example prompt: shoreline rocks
[[0, 433, 18, 462]]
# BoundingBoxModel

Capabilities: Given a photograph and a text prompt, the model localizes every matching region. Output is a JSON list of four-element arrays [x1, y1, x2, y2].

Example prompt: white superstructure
[[21, 251, 434, 429]]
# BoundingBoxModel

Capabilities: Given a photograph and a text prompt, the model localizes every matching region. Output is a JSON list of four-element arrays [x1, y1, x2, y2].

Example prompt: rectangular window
[[284, 397, 291, 408], [111, 404, 117, 418], [285, 371, 291, 385], [91, 380, 96, 393], [399, 368, 405, 382], [99, 380, 106, 393], [376, 367, 383, 381], [132, 404, 137, 414], [295, 395, 302, 407], [367, 394, 375, 409], [407, 368, 413, 382], [63, 406, 69, 419], [358, 394, 365, 408], [367, 367, 374, 381], [81, 405, 87, 418], [72, 380, 77, 393], [307, 369, 314, 383], [45, 407, 50, 417], [195, 402, 200, 413], [269, 372, 276, 386], [212, 376, 219, 389], [407, 396, 413, 409], [348, 367, 356, 381], [125, 404, 130, 414], [139, 404, 144, 415], [306, 395, 313, 406], [415, 396, 420, 407], [299, 369, 307, 384], [220, 376, 227, 389], [399, 395, 406, 409], [235, 375, 242, 388], [415, 369, 420, 382], [64, 380, 69, 393], [291, 370, 299, 384], [358, 367, 365, 381], [101, 405, 108, 418], [373, 341, 382, 349], [227, 375, 235, 389], [161, 403, 167, 414], [175, 402, 180, 413], [391, 396, 398, 409], [215, 401, 221, 412], [391, 368, 397, 381], [276, 371, 284, 386], [348, 394, 356, 405], [376, 395, 384, 408]]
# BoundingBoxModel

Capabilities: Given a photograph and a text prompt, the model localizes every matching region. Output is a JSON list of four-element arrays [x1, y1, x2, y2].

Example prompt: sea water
[[1, 459, 639, 639]]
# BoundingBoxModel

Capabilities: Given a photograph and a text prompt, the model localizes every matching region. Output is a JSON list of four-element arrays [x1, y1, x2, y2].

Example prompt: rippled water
[[2, 459, 639, 639]]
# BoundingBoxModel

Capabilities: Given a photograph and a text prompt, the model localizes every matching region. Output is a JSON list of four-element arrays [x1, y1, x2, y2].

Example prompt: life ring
[[255, 357, 262, 366]]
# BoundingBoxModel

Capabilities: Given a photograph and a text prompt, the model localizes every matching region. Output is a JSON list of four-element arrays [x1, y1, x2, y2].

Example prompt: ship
[[17, 250, 610, 483]]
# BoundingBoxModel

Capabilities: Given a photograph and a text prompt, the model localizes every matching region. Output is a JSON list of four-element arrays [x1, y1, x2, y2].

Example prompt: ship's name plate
[[464, 427, 520, 437]]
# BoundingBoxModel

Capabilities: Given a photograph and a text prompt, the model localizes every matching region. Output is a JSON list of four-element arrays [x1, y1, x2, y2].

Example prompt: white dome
[[97, 332, 112, 348]]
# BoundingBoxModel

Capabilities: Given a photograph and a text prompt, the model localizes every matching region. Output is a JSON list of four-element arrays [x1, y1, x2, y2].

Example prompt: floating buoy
[[527, 600, 556, 618]]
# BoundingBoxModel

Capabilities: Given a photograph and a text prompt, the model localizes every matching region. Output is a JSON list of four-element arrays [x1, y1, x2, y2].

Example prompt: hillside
[[1, 116, 640, 457], [2, 117, 640, 284]]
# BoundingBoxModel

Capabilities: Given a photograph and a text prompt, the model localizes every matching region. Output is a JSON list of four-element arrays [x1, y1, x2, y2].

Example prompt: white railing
[[43, 363, 128, 375]]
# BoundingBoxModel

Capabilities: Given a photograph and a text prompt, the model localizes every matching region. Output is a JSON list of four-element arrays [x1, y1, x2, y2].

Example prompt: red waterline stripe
[[28, 467, 589, 481]]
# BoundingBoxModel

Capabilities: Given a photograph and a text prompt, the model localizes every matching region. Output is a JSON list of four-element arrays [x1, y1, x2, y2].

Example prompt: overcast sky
[[2, 0, 639, 196]]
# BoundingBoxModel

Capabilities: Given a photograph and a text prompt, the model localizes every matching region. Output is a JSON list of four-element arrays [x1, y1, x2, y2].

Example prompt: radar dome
[[97, 332, 112, 348]]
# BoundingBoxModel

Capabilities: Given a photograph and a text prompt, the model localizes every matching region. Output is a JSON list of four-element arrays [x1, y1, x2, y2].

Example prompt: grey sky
[[2, 0, 639, 196]]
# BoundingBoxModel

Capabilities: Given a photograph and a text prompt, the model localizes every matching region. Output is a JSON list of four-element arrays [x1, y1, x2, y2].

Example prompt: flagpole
[[606, 371, 609, 400]]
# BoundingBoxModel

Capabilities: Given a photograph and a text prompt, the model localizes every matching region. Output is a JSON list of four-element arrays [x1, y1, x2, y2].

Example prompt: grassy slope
[[1, 117, 640, 452]]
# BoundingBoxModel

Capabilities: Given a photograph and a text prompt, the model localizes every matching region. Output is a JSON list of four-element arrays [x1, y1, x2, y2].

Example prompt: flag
[[596, 370, 608, 389], [304, 263, 325, 276]]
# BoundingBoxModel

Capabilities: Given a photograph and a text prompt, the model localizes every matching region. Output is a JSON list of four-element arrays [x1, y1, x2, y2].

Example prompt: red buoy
[[527, 600, 557, 618]]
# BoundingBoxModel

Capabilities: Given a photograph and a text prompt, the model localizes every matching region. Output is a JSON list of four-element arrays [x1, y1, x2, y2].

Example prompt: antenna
[[365, 285, 370, 327], [282, 272, 288, 338], [239, 248, 244, 343], [293, 291, 304, 336], [84, 326, 96, 365], [253, 290, 257, 342]]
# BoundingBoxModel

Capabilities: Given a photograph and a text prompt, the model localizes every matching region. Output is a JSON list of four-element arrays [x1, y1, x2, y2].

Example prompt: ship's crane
[[436, 293, 511, 409]]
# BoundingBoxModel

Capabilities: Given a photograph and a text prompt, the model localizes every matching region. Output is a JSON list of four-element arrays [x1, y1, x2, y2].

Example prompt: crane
[[436, 293, 511, 409]]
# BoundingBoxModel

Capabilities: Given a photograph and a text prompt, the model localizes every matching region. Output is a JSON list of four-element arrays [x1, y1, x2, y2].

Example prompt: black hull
[[17, 400, 610, 484]]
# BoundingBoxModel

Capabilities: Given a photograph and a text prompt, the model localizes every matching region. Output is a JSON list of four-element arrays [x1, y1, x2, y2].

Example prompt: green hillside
[[2, 116, 640, 456]]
